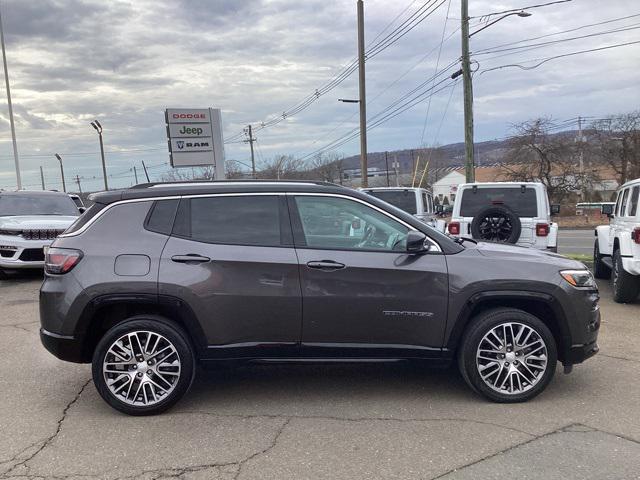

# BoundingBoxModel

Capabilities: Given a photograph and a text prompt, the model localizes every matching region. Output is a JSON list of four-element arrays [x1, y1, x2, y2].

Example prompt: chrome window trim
[[58, 191, 442, 252]]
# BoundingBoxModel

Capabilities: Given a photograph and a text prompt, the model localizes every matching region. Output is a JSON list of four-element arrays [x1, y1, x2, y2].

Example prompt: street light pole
[[0, 4, 21, 189], [461, 0, 475, 183], [54, 153, 66, 193], [90, 120, 108, 190], [357, 0, 368, 188]]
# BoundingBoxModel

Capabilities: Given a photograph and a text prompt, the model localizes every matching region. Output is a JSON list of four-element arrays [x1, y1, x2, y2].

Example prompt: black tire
[[92, 315, 196, 416], [612, 249, 640, 303], [593, 239, 611, 279], [470, 206, 521, 244], [0, 268, 7, 280], [458, 308, 557, 403]]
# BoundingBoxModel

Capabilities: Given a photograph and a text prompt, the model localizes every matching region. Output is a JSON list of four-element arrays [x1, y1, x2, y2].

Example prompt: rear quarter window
[[459, 187, 538, 217], [63, 203, 106, 234], [144, 199, 179, 235], [627, 186, 638, 217]]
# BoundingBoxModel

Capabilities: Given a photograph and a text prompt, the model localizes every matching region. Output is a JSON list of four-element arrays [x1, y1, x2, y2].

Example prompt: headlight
[[560, 269, 596, 288]]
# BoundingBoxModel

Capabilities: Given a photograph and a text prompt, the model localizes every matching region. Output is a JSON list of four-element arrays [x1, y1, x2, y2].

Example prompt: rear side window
[[145, 199, 179, 235], [459, 187, 537, 217], [619, 188, 630, 217], [173, 195, 283, 246], [63, 202, 105, 234], [629, 186, 639, 217]]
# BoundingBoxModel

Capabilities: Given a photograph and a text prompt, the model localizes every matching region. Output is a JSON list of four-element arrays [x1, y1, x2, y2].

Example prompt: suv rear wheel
[[612, 249, 640, 303], [92, 316, 195, 415], [458, 308, 557, 403]]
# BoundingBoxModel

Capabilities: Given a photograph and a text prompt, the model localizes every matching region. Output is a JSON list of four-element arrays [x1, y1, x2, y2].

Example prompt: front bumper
[[40, 328, 87, 363], [566, 340, 600, 364], [0, 236, 52, 269]]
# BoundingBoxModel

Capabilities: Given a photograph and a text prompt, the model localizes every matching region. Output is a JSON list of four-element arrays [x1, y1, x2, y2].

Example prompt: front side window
[[173, 195, 282, 246], [293, 196, 409, 251], [619, 188, 630, 217], [629, 186, 639, 217], [459, 187, 537, 217]]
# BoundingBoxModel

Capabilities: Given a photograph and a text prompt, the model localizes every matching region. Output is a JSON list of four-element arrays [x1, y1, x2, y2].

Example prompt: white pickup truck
[[594, 178, 640, 303]]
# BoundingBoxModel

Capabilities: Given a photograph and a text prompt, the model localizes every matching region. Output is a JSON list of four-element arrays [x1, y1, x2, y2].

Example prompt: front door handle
[[171, 254, 211, 264], [306, 260, 346, 271]]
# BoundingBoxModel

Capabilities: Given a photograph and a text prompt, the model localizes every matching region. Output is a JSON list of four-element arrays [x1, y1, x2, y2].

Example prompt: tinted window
[[0, 194, 80, 216], [145, 199, 179, 235], [629, 186, 639, 217], [294, 196, 409, 251], [459, 187, 537, 217], [620, 188, 630, 217], [614, 191, 622, 216], [64, 202, 106, 234], [71, 196, 83, 208], [173, 195, 281, 246], [365, 190, 417, 214]]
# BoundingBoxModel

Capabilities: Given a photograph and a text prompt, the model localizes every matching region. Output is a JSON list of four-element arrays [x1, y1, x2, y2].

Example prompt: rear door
[[159, 194, 302, 358], [289, 193, 448, 358]]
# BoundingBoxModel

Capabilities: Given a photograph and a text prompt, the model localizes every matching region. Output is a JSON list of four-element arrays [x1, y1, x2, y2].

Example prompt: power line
[[480, 40, 640, 74]]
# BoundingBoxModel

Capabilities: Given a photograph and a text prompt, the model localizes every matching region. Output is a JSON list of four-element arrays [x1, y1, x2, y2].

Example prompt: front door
[[288, 194, 448, 358], [159, 194, 302, 358]]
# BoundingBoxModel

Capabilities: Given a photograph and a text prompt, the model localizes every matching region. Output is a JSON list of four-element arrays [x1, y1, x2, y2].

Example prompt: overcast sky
[[0, 0, 638, 191]]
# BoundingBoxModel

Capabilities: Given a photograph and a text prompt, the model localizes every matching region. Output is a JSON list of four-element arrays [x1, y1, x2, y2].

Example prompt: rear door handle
[[171, 254, 211, 264], [306, 260, 346, 271]]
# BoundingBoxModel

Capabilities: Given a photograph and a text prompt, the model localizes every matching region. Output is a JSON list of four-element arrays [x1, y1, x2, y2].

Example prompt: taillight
[[536, 223, 550, 237], [448, 222, 460, 235], [45, 248, 83, 274], [632, 227, 640, 244]]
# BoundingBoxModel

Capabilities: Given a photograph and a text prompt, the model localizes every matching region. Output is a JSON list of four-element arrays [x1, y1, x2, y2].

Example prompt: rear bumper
[[40, 328, 87, 363]]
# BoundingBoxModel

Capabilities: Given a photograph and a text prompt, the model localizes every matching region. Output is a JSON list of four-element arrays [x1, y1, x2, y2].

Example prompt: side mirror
[[78, 207, 86, 214], [601, 204, 614, 217], [550, 204, 561, 215], [406, 231, 430, 254], [435, 205, 444, 214]]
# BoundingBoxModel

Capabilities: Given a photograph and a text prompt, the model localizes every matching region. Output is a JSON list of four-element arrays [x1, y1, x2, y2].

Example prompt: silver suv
[[0, 191, 80, 276]]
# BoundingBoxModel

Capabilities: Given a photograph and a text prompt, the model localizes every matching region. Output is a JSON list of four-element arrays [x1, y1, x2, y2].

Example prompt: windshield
[[0, 195, 80, 217], [365, 190, 417, 214], [459, 187, 537, 217]]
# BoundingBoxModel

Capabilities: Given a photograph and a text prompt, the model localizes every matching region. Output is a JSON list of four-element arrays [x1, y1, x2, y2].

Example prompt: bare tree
[[309, 152, 344, 183], [500, 118, 598, 202], [258, 154, 306, 179], [591, 111, 640, 184]]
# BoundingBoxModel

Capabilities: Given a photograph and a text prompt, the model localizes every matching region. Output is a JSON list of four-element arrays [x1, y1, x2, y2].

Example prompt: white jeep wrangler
[[361, 186, 438, 224], [446, 182, 560, 251], [594, 178, 640, 303]]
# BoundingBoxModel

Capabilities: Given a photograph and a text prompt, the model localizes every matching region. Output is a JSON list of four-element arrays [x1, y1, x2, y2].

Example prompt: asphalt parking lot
[[1, 272, 639, 480]]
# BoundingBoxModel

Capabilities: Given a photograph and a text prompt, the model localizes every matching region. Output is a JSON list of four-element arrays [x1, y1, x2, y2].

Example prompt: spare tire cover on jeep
[[470, 205, 521, 244]]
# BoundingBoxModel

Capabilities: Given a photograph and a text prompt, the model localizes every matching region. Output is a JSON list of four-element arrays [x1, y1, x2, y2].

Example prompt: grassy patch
[[564, 253, 593, 263]]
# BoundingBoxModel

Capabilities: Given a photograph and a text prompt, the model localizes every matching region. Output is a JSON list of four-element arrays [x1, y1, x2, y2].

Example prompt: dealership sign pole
[[165, 108, 225, 179]]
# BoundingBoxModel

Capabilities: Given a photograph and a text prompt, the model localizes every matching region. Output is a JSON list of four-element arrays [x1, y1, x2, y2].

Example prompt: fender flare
[[446, 290, 571, 359]]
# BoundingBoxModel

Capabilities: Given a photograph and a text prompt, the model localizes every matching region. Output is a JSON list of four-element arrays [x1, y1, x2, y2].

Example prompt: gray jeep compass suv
[[40, 181, 600, 415]]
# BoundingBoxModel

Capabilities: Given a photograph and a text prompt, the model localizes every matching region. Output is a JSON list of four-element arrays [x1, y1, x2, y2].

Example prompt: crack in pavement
[[1, 379, 93, 479], [174, 410, 537, 438], [426, 422, 638, 480], [598, 352, 640, 364], [233, 417, 291, 480]]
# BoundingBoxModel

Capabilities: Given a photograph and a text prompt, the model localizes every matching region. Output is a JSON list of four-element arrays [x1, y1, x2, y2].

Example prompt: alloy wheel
[[103, 330, 181, 406], [475, 322, 548, 394], [477, 214, 513, 242]]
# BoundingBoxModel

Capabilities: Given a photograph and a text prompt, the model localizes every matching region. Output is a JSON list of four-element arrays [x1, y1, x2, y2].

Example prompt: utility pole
[[461, 0, 475, 183], [133, 165, 139, 184], [141, 160, 150, 182], [75, 175, 82, 195], [385, 151, 390, 187], [39, 166, 45, 190], [577, 116, 585, 200], [54, 153, 66, 192], [357, 0, 368, 187], [245, 125, 256, 179], [0, 5, 21, 189]]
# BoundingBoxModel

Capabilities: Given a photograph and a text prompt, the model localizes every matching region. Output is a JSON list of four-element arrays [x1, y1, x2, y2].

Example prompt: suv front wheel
[[92, 316, 196, 415], [458, 308, 557, 403]]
